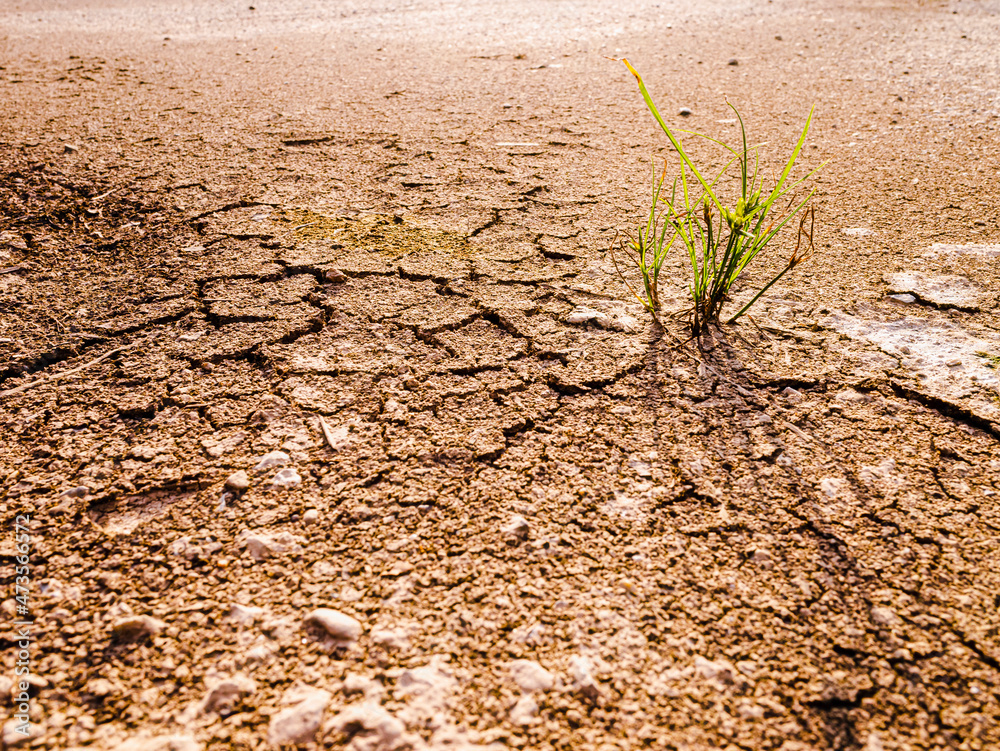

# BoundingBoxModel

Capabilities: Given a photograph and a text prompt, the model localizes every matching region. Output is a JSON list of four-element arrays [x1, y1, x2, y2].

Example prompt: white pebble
[[267, 688, 331, 746], [325, 702, 405, 747], [254, 450, 290, 470], [504, 515, 530, 540], [508, 659, 554, 693], [870, 606, 900, 627], [270, 467, 301, 489], [225, 470, 249, 492], [509, 695, 539, 725], [227, 603, 265, 625], [200, 674, 256, 715], [305, 608, 363, 642]]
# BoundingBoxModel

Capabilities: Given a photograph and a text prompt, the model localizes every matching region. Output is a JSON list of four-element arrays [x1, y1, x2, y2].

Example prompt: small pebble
[[370, 627, 409, 650], [302, 508, 319, 524], [887, 293, 916, 304], [240, 531, 302, 560], [871, 606, 900, 627], [270, 467, 301, 489], [305, 608, 363, 642], [64, 143, 79, 153], [254, 450, 290, 470], [727, 58, 739, 65], [694, 655, 737, 684], [324, 269, 348, 283], [58, 485, 89, 498], [112, 615, 165, 642], [267, 688, 332, 746], [200, 674, 256, 715], [227, 603, 265, 625], [509, 695, 539, 725], [509, 660, 554, 693], [781, 387, 804, 403], [225, 470, 249, 492], [569, 656, 601, 701], [679, 107, 692, 117], [504, 515, 530, 541]]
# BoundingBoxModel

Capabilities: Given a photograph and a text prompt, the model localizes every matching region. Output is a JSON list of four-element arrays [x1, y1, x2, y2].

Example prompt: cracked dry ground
[[2, 1, 1000, 750]]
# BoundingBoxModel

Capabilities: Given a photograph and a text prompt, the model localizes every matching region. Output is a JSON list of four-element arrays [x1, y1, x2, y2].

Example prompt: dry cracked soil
[[1, 0, 1000, 750]]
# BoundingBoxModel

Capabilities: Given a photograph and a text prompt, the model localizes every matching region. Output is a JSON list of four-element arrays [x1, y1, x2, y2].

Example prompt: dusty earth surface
[[2, 0, 1000, 749]]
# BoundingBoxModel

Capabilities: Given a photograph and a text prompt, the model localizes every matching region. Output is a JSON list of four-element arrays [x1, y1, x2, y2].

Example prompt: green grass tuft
[[612, 59, 824, 336]]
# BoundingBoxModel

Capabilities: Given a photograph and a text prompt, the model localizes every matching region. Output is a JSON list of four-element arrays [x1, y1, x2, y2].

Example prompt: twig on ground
[[318, 415, 339, 451], [0, 338, 148, 398]]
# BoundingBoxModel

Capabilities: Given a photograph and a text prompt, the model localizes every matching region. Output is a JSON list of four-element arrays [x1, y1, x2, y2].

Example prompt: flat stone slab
[[884, 272, 986, 311], [826, 311, 1000, 429]]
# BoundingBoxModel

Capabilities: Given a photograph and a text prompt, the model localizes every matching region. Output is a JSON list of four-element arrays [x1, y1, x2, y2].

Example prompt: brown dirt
[[1, 0, 999, 749]]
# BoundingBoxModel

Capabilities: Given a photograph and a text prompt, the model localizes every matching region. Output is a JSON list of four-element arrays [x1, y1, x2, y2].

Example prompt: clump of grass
[[976, 351, 1000, 369], [612, 59, 823, 336]]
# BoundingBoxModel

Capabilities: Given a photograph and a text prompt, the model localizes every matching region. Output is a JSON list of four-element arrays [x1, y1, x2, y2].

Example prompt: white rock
[[819, 477, 854, 501], [201, 674, 256, 715], [370, 626, 409, 650], [325, 701, 405, 747], [871, 606, 900, 627], [566, 305, 612, 328], [694, 655, 737, 685], [239, 530, 304, 561], [302, 508, 319, 524], [305, 608, 363, 642], [569, 656, 601, 700], [826, 311, 1000, 427], [112, 615, 165, 642], [225, 470, 250, 492], [270, 467, 302, 489], [834, 388, 868, 403], [751, 548, 773, 568], [885, 271, 983, 311], [503, 515, 530, 540], [508, 659, 554, 693], [112, 735, 202, 751], [227, 603, 265, 625], [267, 688, 331, 747], [58, 485, 89, 498], [509, 695, 539, 726], [254, 450, 290, 471], [782, 386, 804, 403]]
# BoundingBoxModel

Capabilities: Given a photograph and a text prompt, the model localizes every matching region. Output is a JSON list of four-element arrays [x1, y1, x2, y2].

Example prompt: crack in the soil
[[889, 380, 1000, 438]]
